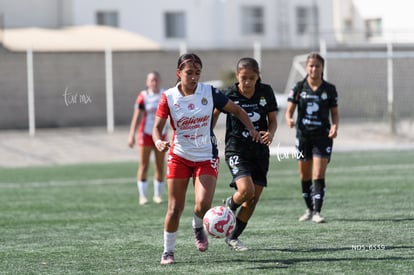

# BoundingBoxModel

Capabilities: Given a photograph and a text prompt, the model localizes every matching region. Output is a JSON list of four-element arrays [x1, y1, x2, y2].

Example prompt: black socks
[[229, 218, 247, 240], [301, 180, 313, 210], [313, 179, 326, 213], [301, 179, 326, 213], [228, 196, 241, 211]]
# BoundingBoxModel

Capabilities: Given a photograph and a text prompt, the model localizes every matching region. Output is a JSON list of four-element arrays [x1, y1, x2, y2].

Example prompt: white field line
[[0, 177, 135, 189], [328, 163, 414, 173], [1, 163, 413, 189], [267, 163, 414, 177]]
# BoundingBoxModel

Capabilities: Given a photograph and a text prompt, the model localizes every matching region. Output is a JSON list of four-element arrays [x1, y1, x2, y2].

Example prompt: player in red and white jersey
[[153, 53, 261, 265], [157, 82, 222, 162], [136, 88, 164, 141], [128, 71, 167, 206]]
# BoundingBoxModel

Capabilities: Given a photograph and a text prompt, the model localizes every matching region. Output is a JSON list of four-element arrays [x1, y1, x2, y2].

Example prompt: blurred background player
[[214, 57, 278, 251], [285, 53, 339, 223], [128, 71, 167, 205], [153, 53, 260, 264]]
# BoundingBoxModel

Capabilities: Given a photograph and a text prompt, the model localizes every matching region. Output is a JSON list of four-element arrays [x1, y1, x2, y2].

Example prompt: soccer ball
[[203, 205, 236, 238]]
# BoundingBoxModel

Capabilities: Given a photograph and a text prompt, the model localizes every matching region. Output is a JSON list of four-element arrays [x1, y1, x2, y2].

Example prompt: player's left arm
[[260, 87, 278, 145], [211, 86, 226, 129], [212, 108, 221, 129], [260, 111, 277, 146], [329, 106, 339, 139]]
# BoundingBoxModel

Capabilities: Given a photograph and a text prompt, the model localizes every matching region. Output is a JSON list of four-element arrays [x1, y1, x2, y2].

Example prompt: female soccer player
[[128, 71, 166, 205], [214, 57, 278, 251], [153, 53, 261, 264], [285, 52, 339, 223]]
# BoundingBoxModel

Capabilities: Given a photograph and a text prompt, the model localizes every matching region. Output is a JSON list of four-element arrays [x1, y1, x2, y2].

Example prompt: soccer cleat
[[312, 212, 326, 223], [193, 227, 208, 252], [153, 196, 162, 204], [139, 196, 148, 206], [160, 251, 175, 265], [298, 209, 313, 221], [225, 238, 248, 251]]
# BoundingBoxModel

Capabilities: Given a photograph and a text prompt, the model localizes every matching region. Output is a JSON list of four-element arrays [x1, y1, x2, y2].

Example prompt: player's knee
[[167, 206, 183, 220], [194, 201, 210, 215]]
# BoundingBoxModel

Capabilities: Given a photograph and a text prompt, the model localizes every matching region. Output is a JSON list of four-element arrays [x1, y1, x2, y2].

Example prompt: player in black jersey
[[285, 53, 339, 223], [214, 57, 278, 251]]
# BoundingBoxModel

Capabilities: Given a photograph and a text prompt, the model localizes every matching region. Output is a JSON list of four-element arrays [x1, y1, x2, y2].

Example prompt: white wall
[[0, 0, 62, 28], [3, 0, 412, 49], [0, 0, 336, 49], [352, 0, 414, 43]]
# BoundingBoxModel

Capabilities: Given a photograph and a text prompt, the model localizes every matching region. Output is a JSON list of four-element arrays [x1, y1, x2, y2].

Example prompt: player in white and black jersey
[[153, 53, 261, 265], [214, 57, 278, 251], [285, 53, 339, 223]]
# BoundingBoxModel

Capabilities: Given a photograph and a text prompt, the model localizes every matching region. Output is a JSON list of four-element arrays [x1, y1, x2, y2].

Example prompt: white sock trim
[[192, 214, 203, 229], [164, 231, 177, 252], [137, 181, 147, 198], [153, 180, 164, 197]]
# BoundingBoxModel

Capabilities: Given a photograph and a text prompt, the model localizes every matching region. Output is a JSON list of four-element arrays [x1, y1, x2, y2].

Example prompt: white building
[[0, 0, 413, 50]]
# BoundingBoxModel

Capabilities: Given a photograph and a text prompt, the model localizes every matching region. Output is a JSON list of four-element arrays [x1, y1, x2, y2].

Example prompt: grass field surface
[[1, 150, 413, 274]]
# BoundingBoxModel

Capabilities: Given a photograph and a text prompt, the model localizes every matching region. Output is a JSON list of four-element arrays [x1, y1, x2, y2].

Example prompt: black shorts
[[225, 150, 269, 188], [296, 132, 333, 161]]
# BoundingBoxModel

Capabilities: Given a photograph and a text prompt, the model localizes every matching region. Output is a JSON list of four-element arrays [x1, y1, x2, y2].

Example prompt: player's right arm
[[285, 102, 296, 128], [153, 93, 171, 152], [128, 93, 145, 148], [153, 116, 170, 152]]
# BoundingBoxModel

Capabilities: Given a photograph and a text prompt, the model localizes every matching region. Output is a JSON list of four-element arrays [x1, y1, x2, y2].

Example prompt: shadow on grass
[[333, 218, 414, 222], [244, 256, 412, 270], [253, 245, 414, 253], [178, 245, 413, 271], [245, 245, 414, 269]]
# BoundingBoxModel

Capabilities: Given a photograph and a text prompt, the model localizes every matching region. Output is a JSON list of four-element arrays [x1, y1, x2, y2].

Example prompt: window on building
[[344, 18, 353, 33], [296, 5, 318, 35], [296, 7, 309, 35], [165, 12, 186, 38], [96, 11, 119, 27], [365, 18, 382, 38], [241, 6, 264, 35]]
